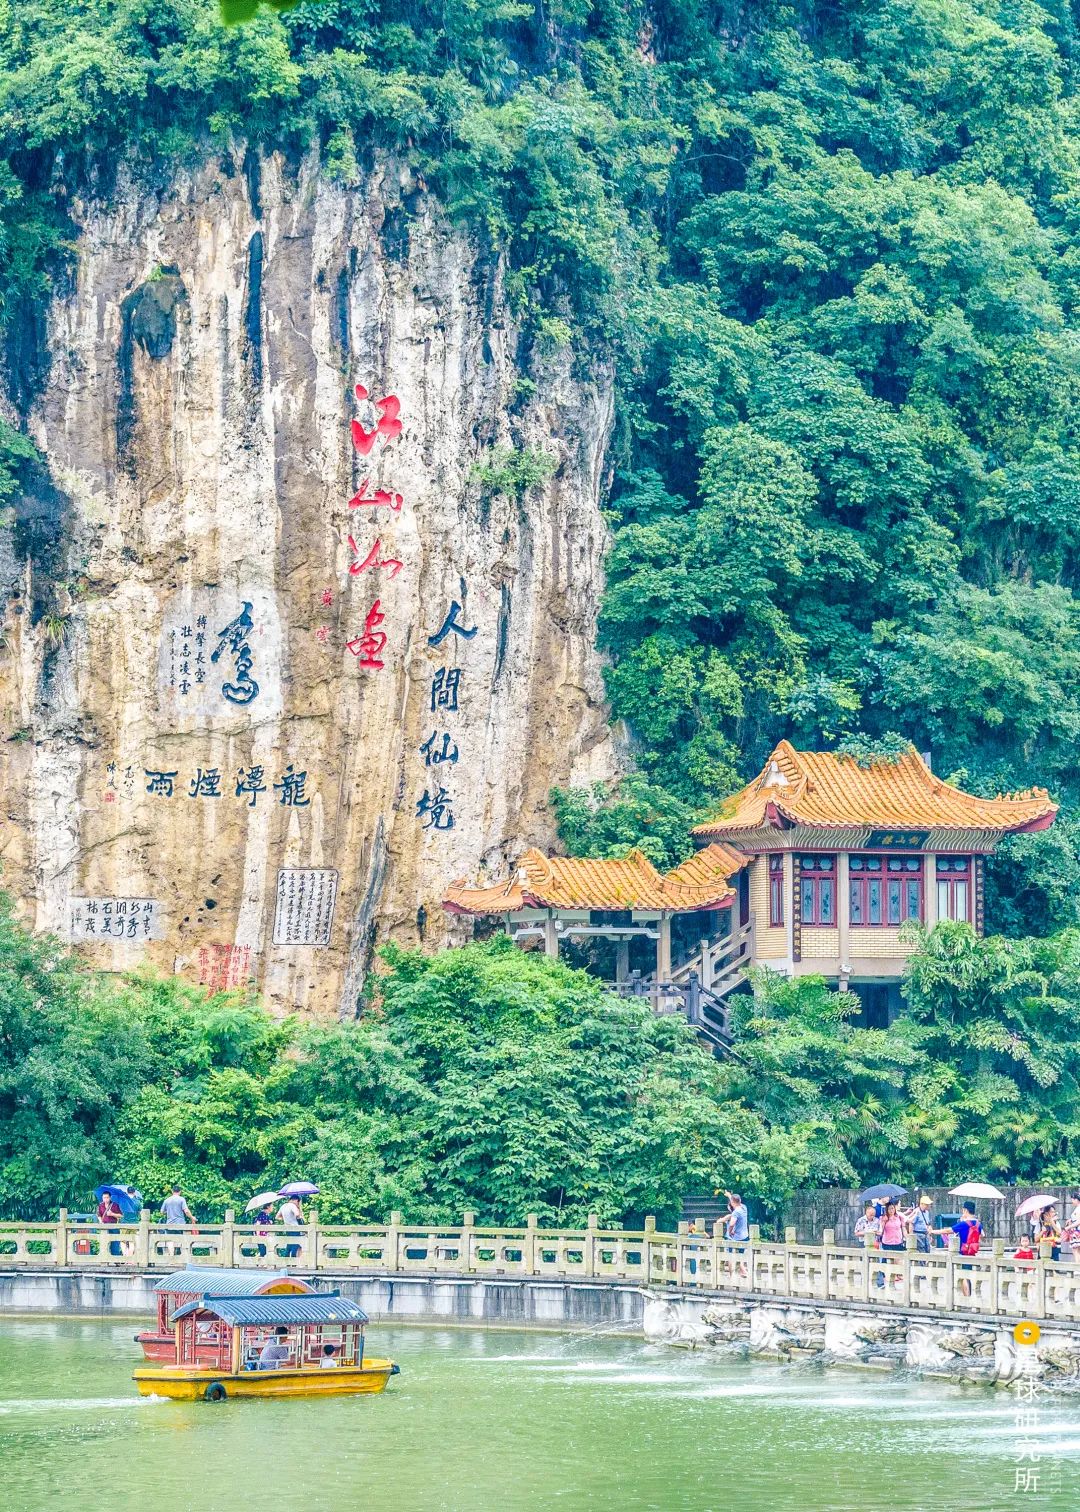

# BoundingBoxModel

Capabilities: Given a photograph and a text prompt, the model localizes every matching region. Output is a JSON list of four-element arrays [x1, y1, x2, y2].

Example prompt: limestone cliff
[[0, 149, 616, 1014]]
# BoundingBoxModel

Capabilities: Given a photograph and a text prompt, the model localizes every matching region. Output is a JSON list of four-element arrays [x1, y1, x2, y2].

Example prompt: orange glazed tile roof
[[444, 845, 743, 917], [692, 741, 1058, 838]]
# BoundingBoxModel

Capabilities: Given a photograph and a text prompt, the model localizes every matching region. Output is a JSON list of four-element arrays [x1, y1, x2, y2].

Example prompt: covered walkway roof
[[443, 844, 746, 917]]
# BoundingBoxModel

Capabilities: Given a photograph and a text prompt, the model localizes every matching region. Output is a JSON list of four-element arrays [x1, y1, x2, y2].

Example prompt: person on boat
[[258, 1327, 291, 1369], [278, 1196, 305, 1260], [320, 1343, 338, 1368]]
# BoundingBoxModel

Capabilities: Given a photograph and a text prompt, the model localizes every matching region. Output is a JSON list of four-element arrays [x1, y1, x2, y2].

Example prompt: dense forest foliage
[[4, 900, 1080, 1223], [5, 0, 1080, 933]]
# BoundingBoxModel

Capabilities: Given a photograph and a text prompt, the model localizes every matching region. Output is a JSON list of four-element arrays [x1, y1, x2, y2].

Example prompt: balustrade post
[[303, 1209, 318, 1272], [699, 939, 712, 991], [461, 1212, 476, 1273], [55, 1208, 68, 1268], [644, 1214, 657, 1284], [821, 1228, 834, 1303], [1033, 1251, 1047, 1318], [387, 1211, 403, 1273], [581, 1213, 597, 1279], [221, 1208, 236, 1268], [988, 1245, 999, 1315], [524, 1213, 538, 1275], [135, 1208, 151, 1269], [783, 1225, 795, 1293]]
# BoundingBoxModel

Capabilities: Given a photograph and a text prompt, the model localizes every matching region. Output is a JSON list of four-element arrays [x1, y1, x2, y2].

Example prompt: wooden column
[[837, 852, 851, 984], [615, 938, 630, 984], [656, 913, 672, 981], [923, 853, 938, 929]]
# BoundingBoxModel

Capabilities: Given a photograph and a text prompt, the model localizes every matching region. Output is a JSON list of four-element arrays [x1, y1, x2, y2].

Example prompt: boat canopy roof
[[170, 1292, 369, 1326], [152, 1268, 313, 1295]]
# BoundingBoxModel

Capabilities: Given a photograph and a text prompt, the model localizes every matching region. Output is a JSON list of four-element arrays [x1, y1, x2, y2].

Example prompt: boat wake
[[0, 1396, 151, 1413]]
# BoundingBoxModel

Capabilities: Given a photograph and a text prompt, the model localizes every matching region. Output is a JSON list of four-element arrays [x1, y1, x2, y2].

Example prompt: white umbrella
[[1015, 1193, 1058, 1218], [949, 1182, 1007, 1200], [244, 1191, 282, 1213]]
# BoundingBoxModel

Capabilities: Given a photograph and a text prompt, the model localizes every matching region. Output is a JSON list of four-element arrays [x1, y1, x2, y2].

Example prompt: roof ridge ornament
[[761, 759, 789, 790]]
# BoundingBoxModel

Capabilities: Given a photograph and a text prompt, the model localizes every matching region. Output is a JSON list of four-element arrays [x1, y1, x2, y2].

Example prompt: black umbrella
[[859, 1182, 907, 1201]]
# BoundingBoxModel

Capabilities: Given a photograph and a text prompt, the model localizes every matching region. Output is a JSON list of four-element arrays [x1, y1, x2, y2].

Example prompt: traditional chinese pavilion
[[444, 742, 1057, 1033]]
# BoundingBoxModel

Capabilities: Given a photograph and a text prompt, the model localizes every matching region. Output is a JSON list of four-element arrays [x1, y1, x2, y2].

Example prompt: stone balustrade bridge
[[1, 1210, 1077, 1323]]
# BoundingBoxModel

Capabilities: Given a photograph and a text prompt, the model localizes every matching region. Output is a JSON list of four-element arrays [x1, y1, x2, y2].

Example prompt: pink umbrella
[[1015, 1194, 1057, 1218]]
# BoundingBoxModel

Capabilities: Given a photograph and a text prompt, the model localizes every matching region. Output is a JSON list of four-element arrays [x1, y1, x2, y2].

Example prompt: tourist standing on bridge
[[160, 1186, 194, 1257], [161, 1187, 194, 1226], [878, 1201, 906, 1253], [1038, 1205, 1062, 1261], [854, 1202, 879, 1248], [906, 1195, 934, 1253], [722, 1192, 749, 1243], [279, 1194, 305, 1259]]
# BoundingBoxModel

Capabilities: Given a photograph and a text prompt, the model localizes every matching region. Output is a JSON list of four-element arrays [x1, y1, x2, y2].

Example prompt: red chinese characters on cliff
[[197, 944, 252, 991], [343, 382, 408, 671], [348, 536, 403, 580], [346, 600, 388, 670], [350, 387, 403, 456]]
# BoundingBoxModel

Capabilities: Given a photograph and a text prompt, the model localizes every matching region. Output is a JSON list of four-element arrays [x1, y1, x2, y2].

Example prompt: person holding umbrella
[[1038, 1204, 1062, 1262], [1014, 1193, 1058, 1248], [277, 1182, 319, 1260], [244, 1191, 280, 1259], [95, 1184, 141, 1257]]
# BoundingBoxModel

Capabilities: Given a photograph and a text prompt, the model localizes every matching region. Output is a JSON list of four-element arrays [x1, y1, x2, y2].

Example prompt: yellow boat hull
[[133, 1359, 398, 1401]]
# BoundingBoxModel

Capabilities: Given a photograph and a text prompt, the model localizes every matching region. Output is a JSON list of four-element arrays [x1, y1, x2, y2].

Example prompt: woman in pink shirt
[[879, 1200, 906, 1252]]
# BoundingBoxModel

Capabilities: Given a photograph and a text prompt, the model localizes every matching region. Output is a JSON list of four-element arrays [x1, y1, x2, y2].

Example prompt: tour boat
[[133, 1291, 399, 1400], [135, 1268, 316, 1362]]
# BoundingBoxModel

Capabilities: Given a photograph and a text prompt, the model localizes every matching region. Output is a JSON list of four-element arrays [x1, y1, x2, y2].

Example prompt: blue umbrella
[[94, 1184, 143, 1217]]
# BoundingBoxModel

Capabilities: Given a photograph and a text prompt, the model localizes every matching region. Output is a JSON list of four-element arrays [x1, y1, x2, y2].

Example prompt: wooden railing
[[670, 915, 755, 995], [2, 1213, 1079, 1322]]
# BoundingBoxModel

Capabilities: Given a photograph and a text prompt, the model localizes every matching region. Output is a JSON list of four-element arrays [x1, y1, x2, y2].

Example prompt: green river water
[[1, 1319, 1078, 1511]]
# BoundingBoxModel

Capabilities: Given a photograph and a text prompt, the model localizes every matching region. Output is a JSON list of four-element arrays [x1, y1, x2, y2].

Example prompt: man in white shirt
[[278, 1197, 305, 1259]]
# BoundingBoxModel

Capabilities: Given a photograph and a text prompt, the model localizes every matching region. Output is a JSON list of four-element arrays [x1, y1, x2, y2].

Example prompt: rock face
[[0, 150, 616, 1014]]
